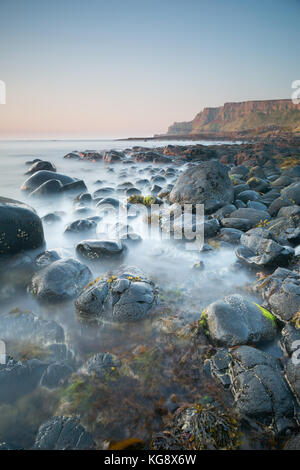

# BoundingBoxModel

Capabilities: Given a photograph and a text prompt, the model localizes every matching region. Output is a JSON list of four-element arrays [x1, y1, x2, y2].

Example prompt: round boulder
[[169, 161, 234, 213], [0, 197, 44, 255]]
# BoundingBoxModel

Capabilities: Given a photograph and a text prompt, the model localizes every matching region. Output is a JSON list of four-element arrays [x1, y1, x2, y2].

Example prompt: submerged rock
[[75, 268, 157, 322], [33, 416, 95, 450], [64, 219, 97, 235], [0, 197, 44, 255], [204, 294, 277, 347], [30, 258, 92, 303]]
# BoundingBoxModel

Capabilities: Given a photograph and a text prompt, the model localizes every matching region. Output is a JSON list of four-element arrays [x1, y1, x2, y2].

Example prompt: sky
[[0, 0, 299, 139]]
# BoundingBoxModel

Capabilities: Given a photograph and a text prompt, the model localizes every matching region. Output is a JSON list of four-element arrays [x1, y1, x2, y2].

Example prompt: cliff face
[[167, 99, 300, 135]]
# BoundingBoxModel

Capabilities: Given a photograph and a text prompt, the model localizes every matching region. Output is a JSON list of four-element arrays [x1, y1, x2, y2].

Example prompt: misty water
[[0, 139, 260, 448]]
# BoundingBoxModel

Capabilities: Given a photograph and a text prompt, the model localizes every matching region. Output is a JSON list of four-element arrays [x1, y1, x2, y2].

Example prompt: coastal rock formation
[[167, 99, 300, 135]]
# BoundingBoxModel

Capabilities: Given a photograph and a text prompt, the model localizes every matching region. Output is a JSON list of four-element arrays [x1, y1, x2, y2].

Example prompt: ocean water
[[0, 138, 258, 448]]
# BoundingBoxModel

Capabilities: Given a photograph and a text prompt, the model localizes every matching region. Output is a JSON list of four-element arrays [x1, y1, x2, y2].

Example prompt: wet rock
[[93, 187, 115, 198], [214, 346, 296, 433], [35, 250, 62, 268], [238, 190, 263, 203], [284, 434, 300, 450], [30, 258, 92, 303], [281, 182, 300, 205], [0, 358, 47, 403], [286, 357, 300, 405], [169, 161, 234, 213], [33, 416, 95, 450], [64, 219, 97, 235], [41, 212, 64, 225], [236, 228, 294, 269], [76, 239, 125, 261], [80, 352, 121, 378], [247, 201, 268, 211], [246, 177, 270, 193], [251, 268, 300, 322], [218, 228, 243, 245], [41, 362, 74, 389], [75, 267, 157, 322], [103, 150, 124, 163], [229, 208, 271, 227], [25, 160, 56, 175], [204, 294, 277, 347], [60, 180, 87, 196], [0, 197, 44, 255], [29, 179, 63, 198], [0, 309, 65, 344], [21, 170, 75, 192], [220, 217, 252, 231], [281, 324, 300, 355], [268, 196, 292, 217]]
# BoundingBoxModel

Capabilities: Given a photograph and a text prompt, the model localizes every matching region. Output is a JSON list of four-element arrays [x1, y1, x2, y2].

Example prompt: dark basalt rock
[[64, 219, 97, 235], [76, 239, 125, 261], [29, 179, 63, 198], [218, 228, 243, 245], [229, 208, 271, 227], [80, 352, 121, 378], [204, 294, 277, 347], [60, 180, 87, 196], [0, 358, 47, 403], [30, 258, 92, 303], [75, 267, 157, 322], [25, 160, 56, 175], [235, 227, 294, 269], [169, 161, 234, 212], [211, 346, 296, 434], [0, 197, 44, 255], [281, 182, 300, 205], [33, 416, 95, 450], [251, 267, 300, 323], [220, 217, 252, 231], [21, 170, 75, 192]]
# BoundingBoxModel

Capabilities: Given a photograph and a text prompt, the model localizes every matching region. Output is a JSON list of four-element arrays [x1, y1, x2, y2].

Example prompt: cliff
[[167, 99, 300, 135]]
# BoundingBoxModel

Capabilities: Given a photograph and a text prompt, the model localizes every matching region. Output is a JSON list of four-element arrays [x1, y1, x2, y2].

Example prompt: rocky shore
[[1, 138, 300, 450]]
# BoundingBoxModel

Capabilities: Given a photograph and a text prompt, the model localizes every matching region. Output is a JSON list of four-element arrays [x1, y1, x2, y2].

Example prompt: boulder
[[29, 179, 63, 198], [21, 170, 75, 192], [30, 258, 92, 303], [281, 182, 300, 205], [236, 228, 294, 269], [169, 161, 234, 213], [75, 267, 157, 322], [0, 358, 47, 403], [251, 268, 300, 322], [0, 197, 44, 255], [211, 346, 296, 433], [76, 239, 125, 261], [229, 208, 271, 227], [33, 416, 95, 450], [25, 160, 56, 175], [204, 294, 277, 347], [64, 219, 97, 235]]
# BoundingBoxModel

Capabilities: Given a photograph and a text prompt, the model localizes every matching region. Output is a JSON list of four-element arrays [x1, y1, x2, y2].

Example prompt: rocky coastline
[[1, 137, 300, 450]]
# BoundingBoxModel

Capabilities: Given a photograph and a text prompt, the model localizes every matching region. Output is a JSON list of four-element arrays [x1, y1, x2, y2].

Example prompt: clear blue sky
[[0, 0, 299, 138]]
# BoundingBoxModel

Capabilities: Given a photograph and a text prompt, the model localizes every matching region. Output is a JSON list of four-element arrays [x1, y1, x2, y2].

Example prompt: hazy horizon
[[0, 0, 299, 139]]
